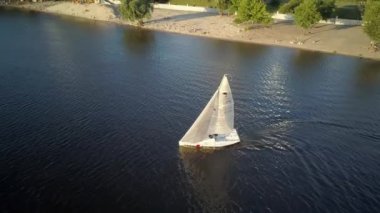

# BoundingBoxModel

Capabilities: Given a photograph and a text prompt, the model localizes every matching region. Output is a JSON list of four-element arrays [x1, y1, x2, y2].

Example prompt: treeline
[[4, 0, 95, 3], [120, 0, 379, 48]]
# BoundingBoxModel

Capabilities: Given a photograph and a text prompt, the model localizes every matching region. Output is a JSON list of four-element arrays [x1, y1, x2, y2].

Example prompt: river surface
[[1, 8, 380, 212]]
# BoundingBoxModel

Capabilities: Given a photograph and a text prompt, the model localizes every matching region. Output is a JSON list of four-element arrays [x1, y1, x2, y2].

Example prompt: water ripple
[[1, 9, 380, 212]]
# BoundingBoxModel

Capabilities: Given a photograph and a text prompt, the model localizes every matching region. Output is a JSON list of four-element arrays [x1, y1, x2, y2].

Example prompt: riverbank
[[3, 1, 379, 60]]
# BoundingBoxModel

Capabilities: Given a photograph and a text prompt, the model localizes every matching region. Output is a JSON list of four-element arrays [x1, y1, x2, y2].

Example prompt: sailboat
[[179, 74, 240, 148]]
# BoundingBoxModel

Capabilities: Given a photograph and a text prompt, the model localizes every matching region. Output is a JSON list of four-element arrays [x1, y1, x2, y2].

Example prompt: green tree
[[119, 0, 153, 26], [216, 0, 231, 15], [363, 0, 380, 45], [279, 0, 335, 20], [294, 0, 322, 31], [236, 0, 272, 24], [279, 0, 301, 14]]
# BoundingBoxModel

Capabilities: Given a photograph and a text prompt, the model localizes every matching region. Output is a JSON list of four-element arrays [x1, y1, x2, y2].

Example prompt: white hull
[[179, 129, 240, 148]]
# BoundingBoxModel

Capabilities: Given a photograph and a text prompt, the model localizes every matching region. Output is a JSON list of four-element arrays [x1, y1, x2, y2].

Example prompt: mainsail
[[208, 75, 234, 134], [180, 75, 235, 144]]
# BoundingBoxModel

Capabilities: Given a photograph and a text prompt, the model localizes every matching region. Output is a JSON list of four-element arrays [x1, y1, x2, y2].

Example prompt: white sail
[[179, 90, 218, 143], [179, 75, 240, 147], [208, 75, 234, 134]]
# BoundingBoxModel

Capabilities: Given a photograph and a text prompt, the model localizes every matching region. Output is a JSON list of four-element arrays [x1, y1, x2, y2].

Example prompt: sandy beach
[[3, 1, 380, 60]]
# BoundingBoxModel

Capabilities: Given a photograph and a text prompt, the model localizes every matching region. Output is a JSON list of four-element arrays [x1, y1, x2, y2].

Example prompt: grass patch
[[168, 0, 280, 13], [167, 0, 361, 20], [276, 0, 362, 19], [335, 1, 362, 20], [169, 0, 217, 7]]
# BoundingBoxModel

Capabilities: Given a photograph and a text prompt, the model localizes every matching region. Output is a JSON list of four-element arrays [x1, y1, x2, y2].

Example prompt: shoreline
[[2, 2, 379, 61]]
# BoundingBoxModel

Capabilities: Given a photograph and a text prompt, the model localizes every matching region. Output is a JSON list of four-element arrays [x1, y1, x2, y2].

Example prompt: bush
[[229, 0, 240, 13], [294, 0, 322, 30], [119, 0, 153, 26], [363, 0, 380, 44], [236, 0, 272, 24]]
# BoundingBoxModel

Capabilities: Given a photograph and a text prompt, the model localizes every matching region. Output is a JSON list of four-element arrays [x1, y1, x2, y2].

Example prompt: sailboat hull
[[179, 129, 240, 148]]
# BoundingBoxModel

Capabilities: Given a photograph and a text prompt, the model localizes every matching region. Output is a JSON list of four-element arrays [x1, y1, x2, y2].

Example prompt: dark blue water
[[1, 8, 380, 212]]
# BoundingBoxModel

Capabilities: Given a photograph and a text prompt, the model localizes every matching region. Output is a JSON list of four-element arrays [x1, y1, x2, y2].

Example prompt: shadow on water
[[179, 147, 238, 212], [122, 27, 155, 54], [201, 39, 269, 67], [292, 50, 325, 69], [232, 42, 268, 58], [356, 60, 380, 86], [0, 6, 40, 16], [103, 0, 120, 18]]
